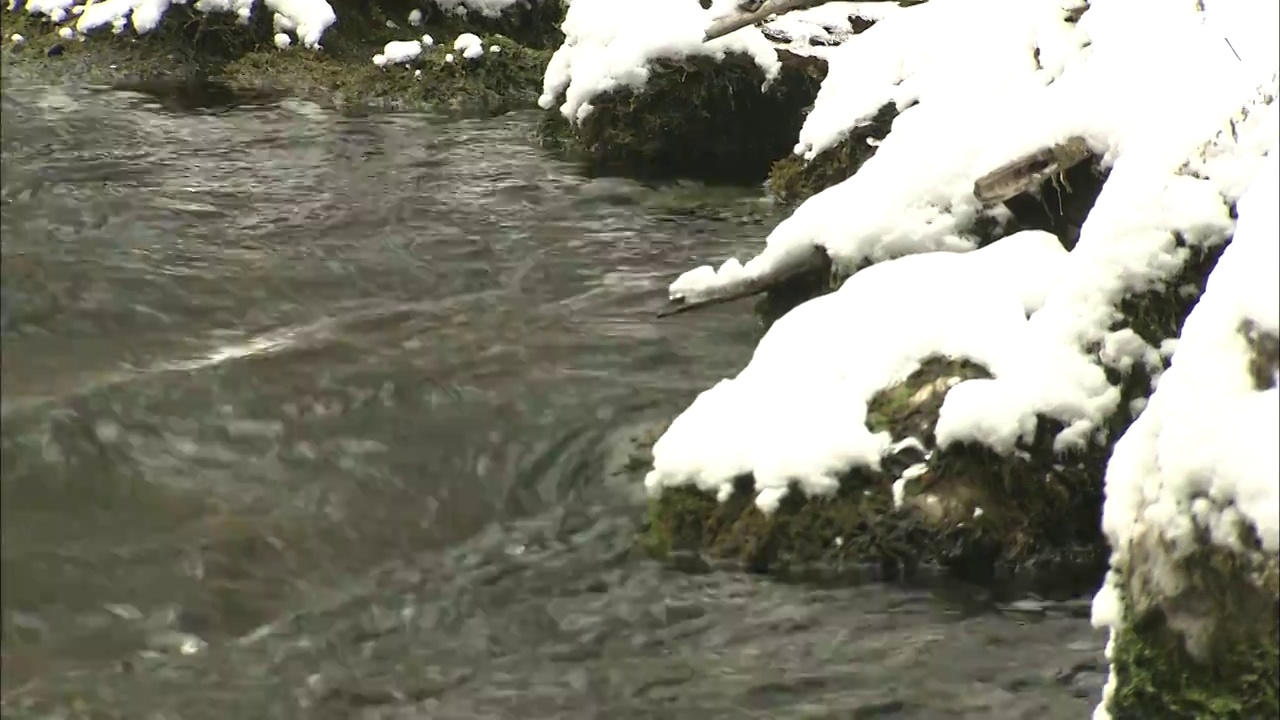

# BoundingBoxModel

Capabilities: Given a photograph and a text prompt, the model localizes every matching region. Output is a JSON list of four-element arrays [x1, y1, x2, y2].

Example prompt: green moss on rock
[[221, 32, 551, 113], [644, 356, 1109, 595], [766, 102, 896, 204], [1107, 548, 1279, 719], [540, 49, 827, 182], [644, 197, 1233, 593]]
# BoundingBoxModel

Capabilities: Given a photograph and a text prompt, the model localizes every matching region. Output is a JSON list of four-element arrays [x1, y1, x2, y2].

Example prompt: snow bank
[[671, 0, 1275, 292], [63, 0, 335, 48], [538, 0, 781, 124], [659, 0, 1278, 496], [647, 229, 1068, 512], [1089, 150, 1279, 718]]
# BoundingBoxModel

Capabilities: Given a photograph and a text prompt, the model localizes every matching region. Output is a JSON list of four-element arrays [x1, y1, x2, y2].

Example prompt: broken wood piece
[[972, 137, 1092, 205], [658, 245, 830, 317], [703, 0, 910, 43]]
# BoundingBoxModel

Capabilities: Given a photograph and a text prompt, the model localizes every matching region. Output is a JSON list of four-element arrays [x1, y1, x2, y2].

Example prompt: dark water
[[0, 77, 1107, 719]]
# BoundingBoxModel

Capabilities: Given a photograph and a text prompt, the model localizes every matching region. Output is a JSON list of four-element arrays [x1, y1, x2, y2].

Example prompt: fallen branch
[[658, 245, 830, 317], [704, 0, 919, 43], [972, 137, 1092, 205]]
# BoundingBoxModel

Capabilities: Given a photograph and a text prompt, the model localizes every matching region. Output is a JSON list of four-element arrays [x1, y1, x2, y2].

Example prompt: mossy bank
[[1105, 546, 1279, 720], [1, 0, 563, 114], [643, 206, 1227, 598]]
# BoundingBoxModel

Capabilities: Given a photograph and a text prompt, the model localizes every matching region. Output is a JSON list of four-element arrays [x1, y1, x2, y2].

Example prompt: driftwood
[[658, 245, 829, 317], [972, 137, 1092, 205], [704, 0, 925, 43]]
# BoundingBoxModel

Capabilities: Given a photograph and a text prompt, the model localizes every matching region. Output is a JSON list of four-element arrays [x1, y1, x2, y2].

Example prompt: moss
[[3, 0, 557, 114], [1108, 549, 1279, 720], [644, 356, 1109, 596], [221, 33, 551, 113], [766, 102, 897, 204], [1116, 240, 1226, 349], [541, 50, 827, 183], [866, 357, 991, 439]]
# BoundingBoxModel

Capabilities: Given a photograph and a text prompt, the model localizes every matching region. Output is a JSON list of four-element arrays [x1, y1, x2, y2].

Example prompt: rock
[[644, 232, 1228, 597], [538, 49, 827, 183]]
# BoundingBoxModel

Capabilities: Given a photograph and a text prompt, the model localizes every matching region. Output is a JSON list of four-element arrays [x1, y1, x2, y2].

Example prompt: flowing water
[[0, 74, 1108, 719]]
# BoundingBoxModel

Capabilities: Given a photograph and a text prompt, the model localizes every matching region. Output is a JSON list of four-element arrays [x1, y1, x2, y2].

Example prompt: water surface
[[1, 75, 1106, 719]]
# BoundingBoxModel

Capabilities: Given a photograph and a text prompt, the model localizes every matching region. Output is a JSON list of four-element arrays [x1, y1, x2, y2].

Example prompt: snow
[[421, 33, 435, 47], [539, 0, 781, 124], [23, 0, 76, 17], [192, 0, 254, 24], [1090, 150, 1279, 720], [9, 33, 24, 44], [451, 32, 485, 60], [263, 0, 334, 48], [76, 0, 171, 34], [646, 229, 1068, 512], [408, 8, 422, 26], [57, 25, 75, 39], [377, 39, 423, 66], [664, 0, 1279, 470], [72, 0, 334, 48]]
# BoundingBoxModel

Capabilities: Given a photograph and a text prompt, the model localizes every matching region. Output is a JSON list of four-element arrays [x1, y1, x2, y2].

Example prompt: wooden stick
[[704, 0, 923, 43]]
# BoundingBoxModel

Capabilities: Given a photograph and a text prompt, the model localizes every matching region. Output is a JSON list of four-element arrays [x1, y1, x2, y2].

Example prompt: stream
[[0, 75, 1107, 719]]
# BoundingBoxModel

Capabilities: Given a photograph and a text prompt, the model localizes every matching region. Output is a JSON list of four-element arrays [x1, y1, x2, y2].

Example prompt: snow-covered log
[[645, 0, 1279, 613]]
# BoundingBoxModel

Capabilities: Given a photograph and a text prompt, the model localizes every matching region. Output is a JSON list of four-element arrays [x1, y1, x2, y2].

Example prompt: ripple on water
[[1, 79, 1104, 718]]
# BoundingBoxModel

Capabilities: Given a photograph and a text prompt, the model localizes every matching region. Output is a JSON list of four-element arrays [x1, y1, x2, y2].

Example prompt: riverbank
[[2, 0, 561, 113]]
